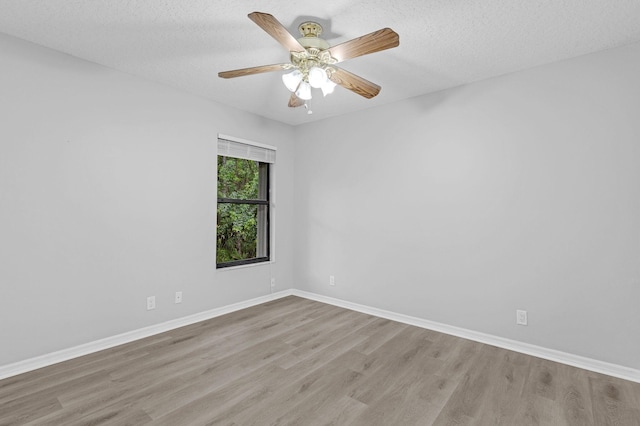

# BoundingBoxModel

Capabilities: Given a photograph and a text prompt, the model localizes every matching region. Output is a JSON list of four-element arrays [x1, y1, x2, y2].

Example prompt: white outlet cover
[[516, 310, 528, 325]]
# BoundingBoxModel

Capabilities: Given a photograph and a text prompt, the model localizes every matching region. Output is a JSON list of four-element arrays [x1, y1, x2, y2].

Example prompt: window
[[216, 136, 275, 268]]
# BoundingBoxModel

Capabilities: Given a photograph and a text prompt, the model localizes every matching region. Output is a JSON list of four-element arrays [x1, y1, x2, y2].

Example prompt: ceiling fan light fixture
[[308, 66, 328, 88], [282, 69, 303, 92], [295, 81, 312, 100]]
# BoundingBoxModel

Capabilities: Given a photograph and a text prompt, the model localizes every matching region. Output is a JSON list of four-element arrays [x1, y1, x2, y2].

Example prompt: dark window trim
[[216, 256, 270, 269], [217, 198, 268, 205]]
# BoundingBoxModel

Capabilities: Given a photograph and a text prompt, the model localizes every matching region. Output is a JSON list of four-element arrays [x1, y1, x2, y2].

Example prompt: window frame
[[216, 135, 275, 269]]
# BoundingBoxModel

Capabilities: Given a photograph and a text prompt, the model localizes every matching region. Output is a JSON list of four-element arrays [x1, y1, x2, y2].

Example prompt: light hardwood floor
[[1, 296, 639, 425]]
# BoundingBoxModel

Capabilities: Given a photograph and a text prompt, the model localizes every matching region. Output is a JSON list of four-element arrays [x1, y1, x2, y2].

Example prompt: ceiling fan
[[218, 12, 399, 108]]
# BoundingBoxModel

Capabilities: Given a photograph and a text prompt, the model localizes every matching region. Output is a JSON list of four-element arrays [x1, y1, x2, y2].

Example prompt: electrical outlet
[[329, 275, 335, 286], [270, 278, 276, 293], [175, 291, 182, 304], [147, 296, 156, 310], [516, 310, 528, 326]]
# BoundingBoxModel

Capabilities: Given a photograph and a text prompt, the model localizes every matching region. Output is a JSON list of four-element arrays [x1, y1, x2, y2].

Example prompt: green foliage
[[217, 156, 259, 200], [216, 157, 260, 264]]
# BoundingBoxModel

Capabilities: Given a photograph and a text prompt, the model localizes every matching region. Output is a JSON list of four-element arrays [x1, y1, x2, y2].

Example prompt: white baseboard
[[2, 288, 638, 384], [0, 290, 294, 381], [290, 290, 640, 383]]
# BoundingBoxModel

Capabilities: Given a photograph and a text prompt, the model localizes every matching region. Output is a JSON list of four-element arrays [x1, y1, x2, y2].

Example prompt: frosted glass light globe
[[308, 67, 328, 89], [282, 70, 303, 92], [321, 79, 337, 96], [295, 81, 312, 100]]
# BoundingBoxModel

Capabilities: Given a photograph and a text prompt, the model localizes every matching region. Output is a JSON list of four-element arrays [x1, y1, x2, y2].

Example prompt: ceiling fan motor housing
[[297, 21, 330, 50], [286, 21, 335, 86]]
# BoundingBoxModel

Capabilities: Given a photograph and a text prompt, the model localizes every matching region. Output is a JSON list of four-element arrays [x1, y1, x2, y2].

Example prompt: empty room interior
[[1, 1, 640, 425]]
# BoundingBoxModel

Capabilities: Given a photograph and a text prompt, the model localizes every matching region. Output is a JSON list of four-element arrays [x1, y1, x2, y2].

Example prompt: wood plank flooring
[[1, 296, 639, 425]]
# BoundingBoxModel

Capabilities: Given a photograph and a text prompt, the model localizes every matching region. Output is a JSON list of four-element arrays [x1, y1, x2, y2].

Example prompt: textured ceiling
[[1, 0, 640, 126]]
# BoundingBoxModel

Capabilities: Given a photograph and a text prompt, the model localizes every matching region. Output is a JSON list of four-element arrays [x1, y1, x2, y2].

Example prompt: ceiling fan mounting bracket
[[298, 21, 323, 38], [296, 21, 330, 50]]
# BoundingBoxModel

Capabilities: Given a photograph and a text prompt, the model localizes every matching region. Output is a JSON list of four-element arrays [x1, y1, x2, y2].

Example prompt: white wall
[[2, 28, 639, 374], [0, 33, 295, 366], [294, 42, 640, 370]]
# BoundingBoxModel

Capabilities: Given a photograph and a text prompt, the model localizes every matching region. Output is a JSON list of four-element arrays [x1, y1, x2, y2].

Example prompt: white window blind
[[217, 135, 276, 164]]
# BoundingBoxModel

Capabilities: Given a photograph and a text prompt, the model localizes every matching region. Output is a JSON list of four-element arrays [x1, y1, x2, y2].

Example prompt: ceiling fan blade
[[218, 63, 287, 79], [248, 12, 306, 53], [288, 93, 305, 108], [328, 28, 399, 63], [329, 67, 381, 99]]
